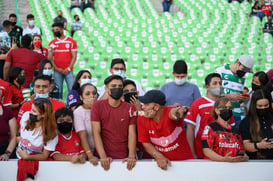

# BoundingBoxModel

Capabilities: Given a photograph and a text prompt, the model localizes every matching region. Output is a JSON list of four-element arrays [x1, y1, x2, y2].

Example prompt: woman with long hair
[[73, 83, 98, 165], [67, 70, 92, 110], [16, 98, 58, 160], [239, 89, 273, 159], [202, 97, 248, 162]]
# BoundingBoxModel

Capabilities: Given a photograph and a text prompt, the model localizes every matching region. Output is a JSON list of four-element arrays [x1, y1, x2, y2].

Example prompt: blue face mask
[[35, 93, 49, 99], [43, 69, 53, 76], [113, 70, 126, 79], [174, 78, 186, 86], [80, 79, 93, 87], [28, 20, 35, 26]]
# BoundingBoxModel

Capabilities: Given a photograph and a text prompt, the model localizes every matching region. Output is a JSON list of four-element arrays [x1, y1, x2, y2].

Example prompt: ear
[[80, 95, 83, 101], [109, 68, 113, 74]]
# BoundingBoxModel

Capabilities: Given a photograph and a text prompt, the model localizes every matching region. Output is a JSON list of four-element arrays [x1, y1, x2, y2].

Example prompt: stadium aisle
[[150, 0, 182, 15], [0, 0, 31, 28]]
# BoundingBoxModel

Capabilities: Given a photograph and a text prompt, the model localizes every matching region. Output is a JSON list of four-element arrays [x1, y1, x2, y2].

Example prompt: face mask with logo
[[219, 109, 233, 121], [124, 92, 138, 103], [33, 40, 41, 48], [57, 122, 73, 134], [28, 20, 35, 26], [17, 76, 25, 85], [43, 69, 53, 76], [251, 83, 261, 91], [110, 88, 123, 100], [174, 78, 186, 86], [80, 79, 93, 87], [54, 31, 62, 38], [113, 70, 126, 79], [29, 113, 39, 122], [211, 86, 222, 96], [35, 93, 49, 99], [256, 107, 270, 117]]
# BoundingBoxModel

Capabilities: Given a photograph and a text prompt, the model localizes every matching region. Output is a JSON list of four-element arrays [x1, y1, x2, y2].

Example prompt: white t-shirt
[[17, 111, 58, 158], [23, 26, 41, 36], [73, 105, 95, 151]]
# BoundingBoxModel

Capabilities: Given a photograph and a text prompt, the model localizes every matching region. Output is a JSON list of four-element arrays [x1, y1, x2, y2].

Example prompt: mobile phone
[[237, 151, 245, 156], [241, 93, 250, 97], [267, 138, 273, 143]]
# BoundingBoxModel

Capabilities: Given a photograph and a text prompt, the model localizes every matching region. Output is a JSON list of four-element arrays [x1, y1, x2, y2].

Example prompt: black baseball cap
[[138, 90, 166, 106]]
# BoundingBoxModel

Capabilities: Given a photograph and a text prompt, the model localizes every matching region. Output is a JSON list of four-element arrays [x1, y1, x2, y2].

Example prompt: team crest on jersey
[[66, 44, 70, 48], [75, 141, 79, 147], [69, 94, 73, 100]]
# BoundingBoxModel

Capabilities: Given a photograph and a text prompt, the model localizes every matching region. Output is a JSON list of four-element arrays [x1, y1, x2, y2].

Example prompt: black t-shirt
[[239, 114, 273, 159]]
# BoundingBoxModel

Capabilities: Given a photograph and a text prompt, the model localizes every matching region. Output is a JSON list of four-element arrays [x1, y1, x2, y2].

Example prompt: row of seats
[[27, 0, 272, 96]]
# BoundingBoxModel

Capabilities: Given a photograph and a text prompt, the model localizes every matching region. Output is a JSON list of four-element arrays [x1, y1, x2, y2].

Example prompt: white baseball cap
[[238, 55, 254, 73]]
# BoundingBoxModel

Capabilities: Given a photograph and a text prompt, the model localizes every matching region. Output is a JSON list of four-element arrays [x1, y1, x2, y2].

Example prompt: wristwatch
[[5, 150, 11, 157]]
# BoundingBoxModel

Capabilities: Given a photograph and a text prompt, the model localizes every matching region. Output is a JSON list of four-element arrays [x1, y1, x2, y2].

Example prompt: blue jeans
[[54, 71, 74, 99], [162, 1, 172, 12]]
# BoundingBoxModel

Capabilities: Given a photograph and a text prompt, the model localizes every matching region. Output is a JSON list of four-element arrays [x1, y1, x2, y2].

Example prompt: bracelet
[[254, 142, 260, 151], [5, 150, 11, 157], [86, 150, 91, 154]]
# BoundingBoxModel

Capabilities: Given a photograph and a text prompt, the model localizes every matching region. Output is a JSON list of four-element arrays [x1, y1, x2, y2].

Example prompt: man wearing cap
[[215, 55, 254, 128], [137, 90, 193, 170]]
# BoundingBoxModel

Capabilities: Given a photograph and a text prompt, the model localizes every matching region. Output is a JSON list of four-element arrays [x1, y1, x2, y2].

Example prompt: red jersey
[[48, 37, 77, 70], [0, 79, 12, 106], [262, 5, 272, 16], [50, 131, 84, 158], [201, 121, 244, 158], [17, 98, 65, 125], [184, 97, 235, 158], [9, 84, 24, 118], [91, 99, 137, 159], [34, 48, 48, 69], [138, 107, 193, 160], [6, 48, 45, 87]]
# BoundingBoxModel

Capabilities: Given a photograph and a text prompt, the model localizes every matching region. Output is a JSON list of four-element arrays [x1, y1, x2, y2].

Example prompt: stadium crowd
[[0, 1, 273, 180]]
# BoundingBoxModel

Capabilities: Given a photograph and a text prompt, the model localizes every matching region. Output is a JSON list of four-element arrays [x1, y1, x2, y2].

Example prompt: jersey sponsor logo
[[218, 142, 240, 149], [69, 94, 74, 100], [155, 143, 179, 152], [120, 118, 124, 122], [150, 127, 182, 147], [148, 130, 155, 134]]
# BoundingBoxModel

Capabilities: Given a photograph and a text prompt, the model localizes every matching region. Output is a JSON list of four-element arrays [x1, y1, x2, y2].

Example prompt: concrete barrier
[[0, 159, 273, 181]]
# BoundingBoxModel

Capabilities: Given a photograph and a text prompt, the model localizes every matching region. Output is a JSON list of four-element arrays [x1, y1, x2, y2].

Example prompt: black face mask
[[54, 31, 62, 38], [17, 76, 25, 85], [11, 22, 16, 26], [58, 15, 62, 18], [256, 107, 271, 117], [29, 113, 39, 122], [251, 83, 261, 91], [110, 88, 123, 100], [236, 70, 246, 78], [220, 109, 233, 121], [124, 92, 138, 103], [57, 122, 73, 134]]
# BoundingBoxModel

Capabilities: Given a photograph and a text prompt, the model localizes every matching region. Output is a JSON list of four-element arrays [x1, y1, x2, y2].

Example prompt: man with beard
[[48, 22, 77, 99], [137, 90, 193, 170]]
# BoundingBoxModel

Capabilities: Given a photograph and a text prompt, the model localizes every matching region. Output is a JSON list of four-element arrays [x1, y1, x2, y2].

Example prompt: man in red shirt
[[138, 90, 193, 170], [4, 35, 45, 87], [91, 75, 137, 171], [16, 75, 65, 125], [0, 78, 12, 106], [185, 73, 235, 159], [48, 23, 77, 99]]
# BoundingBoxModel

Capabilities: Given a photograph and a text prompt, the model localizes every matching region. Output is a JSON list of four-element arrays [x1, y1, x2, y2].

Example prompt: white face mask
[[42, 69, 53, 76], [113, 70, 126, 79], [35, 92, 49, 99], [210, 86, 222, 96], [28, 20, 35, 26], [174, 78, 186, 86], [80, 79, 93, 87]]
